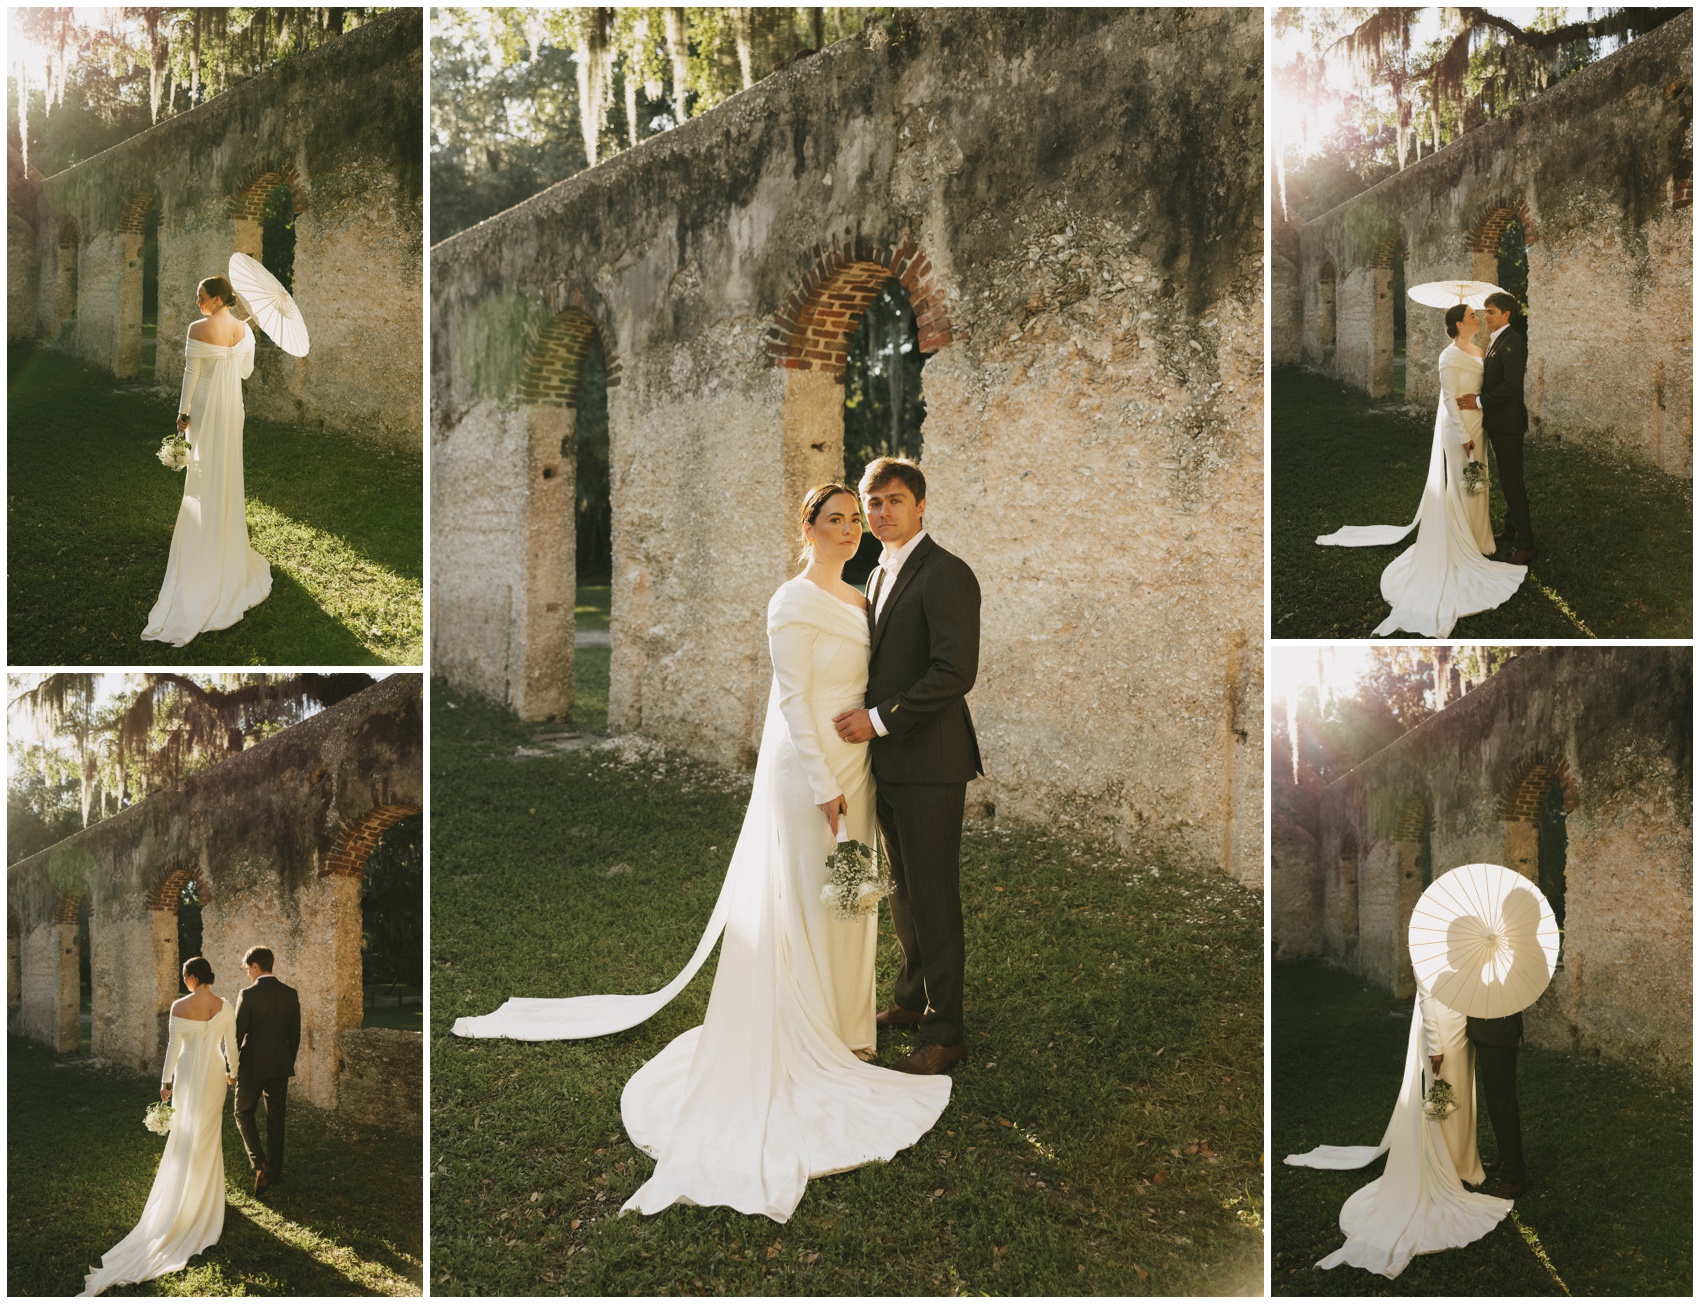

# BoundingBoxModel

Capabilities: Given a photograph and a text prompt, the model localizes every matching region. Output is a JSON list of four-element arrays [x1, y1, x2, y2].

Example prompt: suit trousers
[[1475, 1042, 1525, 1184], [236, 1073, 289, 1181], [1487, 426, 1535, 551], [875, 780, 968, 1048]]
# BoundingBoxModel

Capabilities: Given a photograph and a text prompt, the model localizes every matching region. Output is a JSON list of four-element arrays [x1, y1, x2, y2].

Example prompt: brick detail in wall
[[765, 231, 957, 381], [1496, 754, 1580, 823], [54, 893, 84, 925], [1389, 796, 1429, 842], [1370, 234, 1406, 270], [1675, 176, 1693, 209], [118, 192, 157, 236], [228, 168, 303, 221], [1466, 198, 1541, 252], [519, 282, 622, 409], [320, 803, 422, 879], [146, 865, 211, 912]]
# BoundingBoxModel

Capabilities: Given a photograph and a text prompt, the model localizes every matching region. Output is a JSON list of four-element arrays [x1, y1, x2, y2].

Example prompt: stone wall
[[431, 8, 1265, 886], [6, 676, 423, 1109], [1277, 12, 1692, 475], [22, 10, 422, 447], [337, 1026, 424, 1131], [1284, 648, 1692, 1077]]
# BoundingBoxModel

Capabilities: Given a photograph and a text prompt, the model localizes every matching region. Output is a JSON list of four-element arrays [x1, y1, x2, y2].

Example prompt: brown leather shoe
[[894, 1042, 966, 1075], [1510, 549, 1537, 565], [253, 1168, 271, 1198], [876, 1004, 925, 1029], [1485, 1180, 1526, 1199]]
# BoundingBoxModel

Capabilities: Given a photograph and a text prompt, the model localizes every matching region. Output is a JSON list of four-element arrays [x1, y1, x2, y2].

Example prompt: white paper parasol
[[1407, 862, 1559, 1018], [1407, 279, 1505, 311], [228, 251, 309, 356]]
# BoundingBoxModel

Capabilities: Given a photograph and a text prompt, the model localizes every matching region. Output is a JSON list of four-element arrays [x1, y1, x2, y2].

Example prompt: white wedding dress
[[1284, 988, 1512, 1279], [454, 576, 951, 1221], [142, 322, 272, 646], [1317, 343, 1526, 636], [82, 1000, 239, 1296]]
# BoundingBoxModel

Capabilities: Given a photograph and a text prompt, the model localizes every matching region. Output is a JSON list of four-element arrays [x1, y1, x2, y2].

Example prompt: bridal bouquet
[[144, 1101, 175, 1135], [157, 434, 190, 471], [820, 835, 892, 922], [1422, 1077, 1458, 1121], [1460, 458, 1487, 497]]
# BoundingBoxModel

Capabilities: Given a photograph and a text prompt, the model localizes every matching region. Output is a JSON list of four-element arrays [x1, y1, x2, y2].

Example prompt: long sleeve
[[177, 337, 203, 419], [235, 323, 256, 380], [160, 1016, 185, 1087], [220, 1011, 241, 1080], [1419, 989, 1442, 1060], [769, 622, 842, 804], [1437, 362, 1474, 447], [286, 989, 300, 1070], [875, 558, 982, 739]]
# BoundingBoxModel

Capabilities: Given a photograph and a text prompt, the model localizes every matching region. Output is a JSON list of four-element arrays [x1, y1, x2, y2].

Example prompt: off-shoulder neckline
[[187, 322, 252, 349], [792, 575, 868, 615], [172, 995, 227, 1022]]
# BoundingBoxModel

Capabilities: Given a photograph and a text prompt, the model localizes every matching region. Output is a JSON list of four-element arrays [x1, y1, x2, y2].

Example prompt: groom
[[1467, 1008, 1527, 1198], [833, 457, 982, 1076], [233, 946, 301, 1197], [1458, 291, 1535, 565]]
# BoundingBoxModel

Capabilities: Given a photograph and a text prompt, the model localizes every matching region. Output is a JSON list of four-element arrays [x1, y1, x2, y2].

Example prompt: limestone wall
[[1288, 12, 1692, 474], [26, 10, 422, 447], [431, 8, 1265, 885], [6, 676, 423, 1109], [1301, 647, 1692, 1077]]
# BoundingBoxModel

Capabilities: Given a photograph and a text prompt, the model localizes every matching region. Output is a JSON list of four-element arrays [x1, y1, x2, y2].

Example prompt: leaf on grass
[[570, 1219, 580, 1229], [1152, 1170, 1169, 1185], [1133, 1263, 1149, 1281], [998, 1118, 1014, 1127]]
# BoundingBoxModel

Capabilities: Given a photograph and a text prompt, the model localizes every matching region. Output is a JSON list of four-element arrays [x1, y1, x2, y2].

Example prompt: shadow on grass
[[7, 342, 422, 665], [1272, 962, 1691, 1296], [1271, 367, 1693, 638], [429, 683, 1263, 1296]]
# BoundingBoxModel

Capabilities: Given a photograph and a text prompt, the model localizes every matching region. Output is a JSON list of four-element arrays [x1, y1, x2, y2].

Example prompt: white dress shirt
[[866, 529, 928, 737]]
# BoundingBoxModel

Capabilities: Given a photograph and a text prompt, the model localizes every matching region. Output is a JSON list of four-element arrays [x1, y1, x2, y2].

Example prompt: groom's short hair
[[1484, 292, 1518, 315], [860, 456, 925, 503], [243, 946, 274, 973]]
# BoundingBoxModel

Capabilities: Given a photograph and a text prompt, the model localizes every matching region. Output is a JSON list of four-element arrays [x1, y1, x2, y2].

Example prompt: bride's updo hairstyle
[[796, 482, 860, 566], [198, 275, 236, 310], [182, 956, 215, 986], [1444, 304, 1468, 339]]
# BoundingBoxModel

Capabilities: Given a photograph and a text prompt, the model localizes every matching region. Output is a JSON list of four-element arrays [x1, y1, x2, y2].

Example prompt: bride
[[83, 957, 239, 1296], [1317, 303, 1526, 637], [454, 483, 951, 1222], [1285, 983, 1513, 1278], [142, 274, 273, 646]]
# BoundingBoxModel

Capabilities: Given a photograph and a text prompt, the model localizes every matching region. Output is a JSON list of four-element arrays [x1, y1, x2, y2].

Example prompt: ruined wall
[[1299, 648, 1692, 1077], [26, 10, 422, 447], [432, 8, 1265, 885], [1288, 12, 1692, 474], [6, 676, 422, 1109], [337, 1026, 424, 1131]]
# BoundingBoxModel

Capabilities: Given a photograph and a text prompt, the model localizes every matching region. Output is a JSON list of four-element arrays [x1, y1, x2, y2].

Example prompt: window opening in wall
[[260, 182, 296, 294], [573, 331, 612, 727], [1318, 262, 1336, 355], [1417, 809, 1433, 890], [76, 894, 92, 1056], [1391, 246, 1407, 401], [7, 915, 20, 1009], [59, 223, 79, 328], [140, 202, 160, 383], [1537, 774, 1567, 962], [1496, 215, 1529, 337], [362, 814, 422, 1031], [842, 279, 928, 589], [175, 878, 203, 987]]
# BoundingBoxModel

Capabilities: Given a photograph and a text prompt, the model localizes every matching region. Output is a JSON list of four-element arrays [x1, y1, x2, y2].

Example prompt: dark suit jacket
[[235, 975, 301, 1081], [865, 533, 984, 785], [1480, 326, 1528, 437], [1466, 1011, 1524, 1048]]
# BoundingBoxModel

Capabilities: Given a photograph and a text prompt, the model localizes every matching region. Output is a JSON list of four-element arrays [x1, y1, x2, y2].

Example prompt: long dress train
[[142, 323, 272, 645], [1317, 344, 1525, 637], [1284, 989, 1512, 1279], [454, 577, 951, 1222], [82, 1001, 239, 1296]]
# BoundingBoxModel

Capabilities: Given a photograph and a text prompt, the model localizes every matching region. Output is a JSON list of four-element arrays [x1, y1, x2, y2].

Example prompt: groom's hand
[[1457, 393, 1479, 410], [833, 708, 876, 743]]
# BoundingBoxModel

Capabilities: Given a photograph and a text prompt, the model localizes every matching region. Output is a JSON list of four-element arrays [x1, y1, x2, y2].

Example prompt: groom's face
[[863, 481, 924, 547], [1482, 303, 1510, 332]]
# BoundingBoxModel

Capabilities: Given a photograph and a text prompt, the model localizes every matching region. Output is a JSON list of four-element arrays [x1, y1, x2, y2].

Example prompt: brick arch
[[118, 190, 158, 235], [1389, 793, 1429, 841], [1370, 232, 1406, 270], [1466, 198, 1539, 253], [518, 282, 623, 408], [146, 865, 211, 911], [1319, 257, 1337, 284], [228, 167, 304, 220], [54, 892, 85, 925], [765, 231, 955, 382], [320, 803, 422, 879], [1496, 754, 1579, 822]]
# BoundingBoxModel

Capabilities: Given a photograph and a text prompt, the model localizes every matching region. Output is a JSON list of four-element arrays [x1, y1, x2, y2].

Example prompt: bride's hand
[[818, 795, 846, 835], [225, 1074, 237, 1086], [159, 1085, 172, 1102], [176, 415, 189, 435], [1429, 1054, 1443, 1074], [1463, 441, 1474, 457]]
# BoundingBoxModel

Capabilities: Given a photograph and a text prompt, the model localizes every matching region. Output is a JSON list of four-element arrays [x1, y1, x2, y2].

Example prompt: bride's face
[[1456, 306, 1480, 339], [196, 290, 219, 317], [805, 492, 862, 563]]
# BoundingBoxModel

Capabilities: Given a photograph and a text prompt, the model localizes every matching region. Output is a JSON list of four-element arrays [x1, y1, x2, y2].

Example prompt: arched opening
[[1391, 246, 1406, 400], [140, 201, 160, 383], [1338, 827, 1360, 944], [115, 192, 157, 380], [260, 182, 297, 294], [322, 803, 424, 1036], [1495, 216, 1529, 336], [573, 332, 613, 731], [1536, 775, 1568, 963], [56, 220, 80, 333], [75, 893, 92, 1055], [1317, 259, 1337, 360], [1369, 237, 1404, 400], [7, 913, 20, 1011], [361, 813, 423, 1030], [148, 866, 210, 1068], [841, 279, 928, 588]]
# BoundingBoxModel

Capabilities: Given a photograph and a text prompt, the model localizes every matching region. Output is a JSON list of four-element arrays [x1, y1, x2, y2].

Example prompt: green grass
[[1272, 962, 1691, 1296], [430, 684, 1263, 1295], [1271, 368, 1693, 638], [7, 342, 423, 665], [7, 1035, 422, 1295], [573, 585, 611, 735]]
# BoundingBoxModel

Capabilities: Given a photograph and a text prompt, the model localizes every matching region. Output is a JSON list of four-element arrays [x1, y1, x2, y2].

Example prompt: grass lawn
[[1270, 368, 1693, 638], [7, 343, 423, 665], [7, 1035, 423, 1296], [1272, 962, 1691, 1296], [430, 683, 1263, 1296]]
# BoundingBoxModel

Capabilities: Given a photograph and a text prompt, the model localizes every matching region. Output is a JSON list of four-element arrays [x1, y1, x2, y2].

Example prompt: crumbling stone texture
[[336, 1026, 423, 1131], [1277, 647, 1693, 1079], [6, 677, 422, 1110], [23, 10, 422, 447], [1276, 11, 1692, 475], [431, 8, 1265, 885]]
